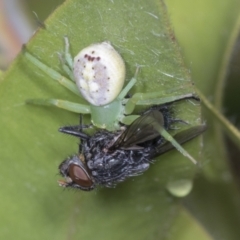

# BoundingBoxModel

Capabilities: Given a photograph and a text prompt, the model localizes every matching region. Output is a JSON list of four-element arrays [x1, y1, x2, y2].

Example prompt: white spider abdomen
[[73, 42, 126, 106]]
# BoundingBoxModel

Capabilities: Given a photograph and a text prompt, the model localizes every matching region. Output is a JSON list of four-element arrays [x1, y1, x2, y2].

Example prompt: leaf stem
[[195, 87, 240, 148]]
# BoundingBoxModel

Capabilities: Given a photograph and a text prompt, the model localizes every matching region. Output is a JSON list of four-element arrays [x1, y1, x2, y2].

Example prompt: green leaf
[[166, 0, 240, 239], [0, 0, 205, 239], [167, 207, 212, 240]]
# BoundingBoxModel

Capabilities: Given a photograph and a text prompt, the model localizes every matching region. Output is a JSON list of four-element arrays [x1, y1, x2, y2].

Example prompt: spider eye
[[68, 164, 93, 187]]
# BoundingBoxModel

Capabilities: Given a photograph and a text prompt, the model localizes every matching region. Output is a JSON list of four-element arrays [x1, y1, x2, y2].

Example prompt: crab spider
[[25, 37, 204, 164]]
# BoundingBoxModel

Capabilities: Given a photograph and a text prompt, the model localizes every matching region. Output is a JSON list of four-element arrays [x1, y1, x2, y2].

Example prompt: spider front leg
[[125, 91, 197, 114], [156, 126, 198, 165], [58, 36, 75, 81], [63, 36, 74, 69], [122, 91, 197, 125], [26, 98, 91, 114], [24, 51, 81, 96], [122, 90, 200, 165], [24, 48, 89, 113]]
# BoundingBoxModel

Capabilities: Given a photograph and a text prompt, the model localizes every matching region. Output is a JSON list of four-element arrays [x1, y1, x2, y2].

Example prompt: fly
[[58, 106, 206, 191]]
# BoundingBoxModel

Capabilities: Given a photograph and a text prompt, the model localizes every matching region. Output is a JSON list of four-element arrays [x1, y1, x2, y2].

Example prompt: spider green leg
[[124, 92, 195, 114], [63, 36, 73, 70], [26, 98, 91, 114], [24, 51, 81, 97], [58, 53, 75, 82], [57, 36, 75, 82], [117, 67, 140, 125], [121, 115, 140, 125], [117, 66, 140, 100], [156, 126, 197, 165]]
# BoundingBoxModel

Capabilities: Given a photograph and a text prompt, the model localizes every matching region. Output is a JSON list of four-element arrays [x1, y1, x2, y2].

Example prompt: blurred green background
[[1, 0, 240, 239]]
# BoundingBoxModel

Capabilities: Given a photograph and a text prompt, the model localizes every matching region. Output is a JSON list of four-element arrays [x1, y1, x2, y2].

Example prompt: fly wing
[[150, 125, 207, 158], [111, 110, 165, 149]]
